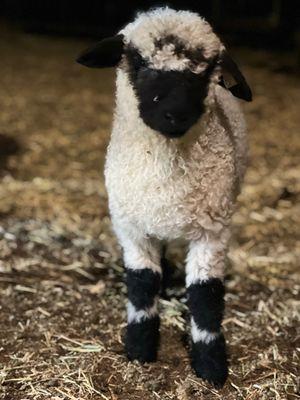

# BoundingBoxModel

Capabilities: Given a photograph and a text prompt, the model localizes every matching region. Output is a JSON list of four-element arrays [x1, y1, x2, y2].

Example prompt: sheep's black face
[[126, 48, 215, 138], [134, 68, 211, 138]]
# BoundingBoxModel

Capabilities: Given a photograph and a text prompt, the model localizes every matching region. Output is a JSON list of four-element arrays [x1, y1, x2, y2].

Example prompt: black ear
[[76, 34, 124, 68], [219, 50, 252, 102]]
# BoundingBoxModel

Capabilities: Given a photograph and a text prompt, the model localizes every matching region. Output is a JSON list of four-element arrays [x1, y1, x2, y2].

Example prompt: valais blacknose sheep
[[77, 7, 252, 387]]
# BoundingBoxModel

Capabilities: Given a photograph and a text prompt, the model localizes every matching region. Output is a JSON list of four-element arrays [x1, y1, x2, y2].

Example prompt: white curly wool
[[120, 7, 224, 72], [121, 235, 162, 274], [185, 229, 230, 287], [104, 8, 248, 269]]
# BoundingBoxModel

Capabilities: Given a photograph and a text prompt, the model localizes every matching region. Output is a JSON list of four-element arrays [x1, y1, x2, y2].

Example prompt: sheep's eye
[[153, 95, 160, 102], [140, 58, 147, 67]]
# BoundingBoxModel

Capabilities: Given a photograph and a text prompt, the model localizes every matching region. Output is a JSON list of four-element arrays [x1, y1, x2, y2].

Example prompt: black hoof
[[191, 334, 228, 388], [125, 316, 160, 363]]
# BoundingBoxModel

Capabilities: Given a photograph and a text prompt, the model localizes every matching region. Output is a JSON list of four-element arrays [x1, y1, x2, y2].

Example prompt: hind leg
[[185, 231, 229, 387], [160, 245, 176, 298]]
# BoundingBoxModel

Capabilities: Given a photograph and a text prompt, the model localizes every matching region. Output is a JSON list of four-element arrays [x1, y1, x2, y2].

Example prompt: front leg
[[122, 236, 162, 363], [186, 231, 229, 387]]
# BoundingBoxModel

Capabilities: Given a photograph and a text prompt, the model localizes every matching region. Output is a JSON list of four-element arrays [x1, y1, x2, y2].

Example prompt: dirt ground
[[0, 24, 299, 400]]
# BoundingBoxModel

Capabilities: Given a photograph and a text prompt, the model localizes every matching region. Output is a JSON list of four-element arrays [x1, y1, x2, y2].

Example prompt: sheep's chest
[[105, 132, 236, 241]]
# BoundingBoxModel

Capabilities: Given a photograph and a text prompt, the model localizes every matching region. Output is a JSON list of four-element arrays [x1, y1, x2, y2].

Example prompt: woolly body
[[105, 59, 247, 243]]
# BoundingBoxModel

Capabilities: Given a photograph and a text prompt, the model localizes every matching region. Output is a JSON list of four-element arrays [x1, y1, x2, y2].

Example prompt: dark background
[[1, 0, 299, 50]]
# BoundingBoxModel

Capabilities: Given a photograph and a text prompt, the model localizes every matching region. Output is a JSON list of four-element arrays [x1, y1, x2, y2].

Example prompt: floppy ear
[[76, 34, 124, 68], [219, 50, 252, 102]]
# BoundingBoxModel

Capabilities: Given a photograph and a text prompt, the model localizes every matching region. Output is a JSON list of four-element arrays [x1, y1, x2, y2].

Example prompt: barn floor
[[0, 25, 299, 400]]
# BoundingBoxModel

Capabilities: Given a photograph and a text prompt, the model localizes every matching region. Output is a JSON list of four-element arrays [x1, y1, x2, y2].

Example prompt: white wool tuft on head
[[120, 7, 224, 73]]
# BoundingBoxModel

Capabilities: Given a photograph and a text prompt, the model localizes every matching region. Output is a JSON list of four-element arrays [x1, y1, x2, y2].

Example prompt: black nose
[[164, 112, 188, 125], [164, 112, 175, 124]]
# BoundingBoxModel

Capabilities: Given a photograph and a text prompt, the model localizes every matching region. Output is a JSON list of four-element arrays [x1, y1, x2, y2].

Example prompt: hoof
[[125, 316, 160, 363], [191, 334, 228, 388]]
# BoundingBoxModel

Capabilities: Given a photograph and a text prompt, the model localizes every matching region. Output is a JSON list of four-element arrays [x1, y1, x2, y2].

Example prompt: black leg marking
[[126, 268, 161, 310], [191, 333, 228, 388], [125, 268, 161, 363], [125, 316, 160, 363], [187, 278, 228, 387], [187, 278, 225, 332]]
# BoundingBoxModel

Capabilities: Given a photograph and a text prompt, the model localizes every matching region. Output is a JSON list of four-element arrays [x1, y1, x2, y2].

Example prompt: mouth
[[159, 130, 186, 139]]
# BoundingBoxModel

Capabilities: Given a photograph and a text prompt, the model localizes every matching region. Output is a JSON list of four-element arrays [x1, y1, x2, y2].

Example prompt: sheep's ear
[[76, 34, 124, 68], [219, 50, 252, 102]]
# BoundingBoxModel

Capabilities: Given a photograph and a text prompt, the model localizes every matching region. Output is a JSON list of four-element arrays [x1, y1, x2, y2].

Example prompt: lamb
[[77, 7, 252, 387]]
